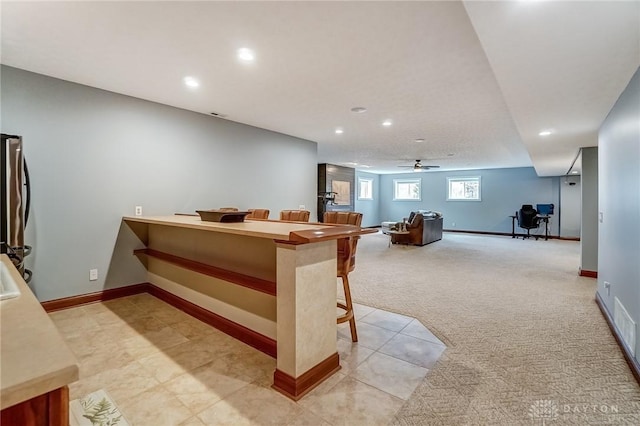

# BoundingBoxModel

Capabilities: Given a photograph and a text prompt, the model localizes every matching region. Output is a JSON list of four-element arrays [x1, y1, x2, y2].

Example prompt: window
[[358, 178, 373, 200], [447, 176, 481, 201], [393, 178, 421, 201]]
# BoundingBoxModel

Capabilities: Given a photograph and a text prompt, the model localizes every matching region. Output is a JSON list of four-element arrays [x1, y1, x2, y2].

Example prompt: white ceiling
[[1, 1, 638, 176]]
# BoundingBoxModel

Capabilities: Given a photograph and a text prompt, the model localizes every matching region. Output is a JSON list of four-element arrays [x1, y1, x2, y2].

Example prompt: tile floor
[[50, 294, 446, 425]]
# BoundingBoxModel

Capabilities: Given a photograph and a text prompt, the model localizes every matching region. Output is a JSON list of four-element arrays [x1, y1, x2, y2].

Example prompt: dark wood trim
[[146, 284, 277, 358], [41, 284, 148, 312], [443, 229, 580, 241], [444, 229, 515, 237], [595, 293, 640, 384], [579, 269, 598, 278], [272, 352, 341, 400], [41, 282, 277, 358], [135, 248, 276, 296]]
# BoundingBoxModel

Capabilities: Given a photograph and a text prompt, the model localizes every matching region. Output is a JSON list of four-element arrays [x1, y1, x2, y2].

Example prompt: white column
[[275, 240, 337, 377]]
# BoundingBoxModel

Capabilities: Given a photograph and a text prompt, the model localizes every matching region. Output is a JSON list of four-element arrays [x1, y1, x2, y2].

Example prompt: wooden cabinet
[[1, 386, 69, 426]]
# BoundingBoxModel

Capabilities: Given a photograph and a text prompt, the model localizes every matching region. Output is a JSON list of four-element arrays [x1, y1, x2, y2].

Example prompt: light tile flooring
[[50, 294, 446, 425]]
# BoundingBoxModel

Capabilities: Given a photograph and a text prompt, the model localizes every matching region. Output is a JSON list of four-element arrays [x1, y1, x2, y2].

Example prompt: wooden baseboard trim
[[444, 229, 514, 237], [272, 352, 341, 401], [595, 293, 640, 384], [146, 284, 277, 358], [579, 269, 598, 278], [443, 229, 580, 241], [41, 283, 277, 358], [41, 284, 149, 312]]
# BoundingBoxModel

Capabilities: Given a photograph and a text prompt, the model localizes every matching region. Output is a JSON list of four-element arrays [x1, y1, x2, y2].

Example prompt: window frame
[[393, 178, 422, 201], [447, 176, 482, 201], [357, 178, 374, 200]]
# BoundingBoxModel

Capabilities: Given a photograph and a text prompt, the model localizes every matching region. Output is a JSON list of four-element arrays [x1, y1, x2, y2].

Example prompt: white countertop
[[0, 254, 79, 410]]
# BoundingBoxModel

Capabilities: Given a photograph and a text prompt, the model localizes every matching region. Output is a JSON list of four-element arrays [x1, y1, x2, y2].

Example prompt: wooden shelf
[[134, 248, 276, 296]]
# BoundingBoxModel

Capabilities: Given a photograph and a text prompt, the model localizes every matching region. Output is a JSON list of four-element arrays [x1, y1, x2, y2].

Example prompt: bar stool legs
[[337, 273, 358, 342]]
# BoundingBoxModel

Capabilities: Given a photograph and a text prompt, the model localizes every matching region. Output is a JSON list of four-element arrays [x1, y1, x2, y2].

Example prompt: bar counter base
[[272, 353, 341, 401]]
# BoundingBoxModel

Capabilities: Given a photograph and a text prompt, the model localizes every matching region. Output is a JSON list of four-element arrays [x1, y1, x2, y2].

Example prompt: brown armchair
[[391, 212, 443, 246], [323, 211, 363, 342], [279, 210, 310, 222], [246, 209, 270, 219]]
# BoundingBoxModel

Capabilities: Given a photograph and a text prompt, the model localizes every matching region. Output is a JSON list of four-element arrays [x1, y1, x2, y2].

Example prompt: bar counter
[[123, 215, 374, 400]]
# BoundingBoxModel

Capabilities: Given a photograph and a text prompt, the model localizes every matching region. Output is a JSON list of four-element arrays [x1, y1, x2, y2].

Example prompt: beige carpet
[[348, 231, 640, 425]]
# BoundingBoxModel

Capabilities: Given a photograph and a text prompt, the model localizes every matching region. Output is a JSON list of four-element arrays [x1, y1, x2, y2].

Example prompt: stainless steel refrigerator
[[1, 133, 32, 281]]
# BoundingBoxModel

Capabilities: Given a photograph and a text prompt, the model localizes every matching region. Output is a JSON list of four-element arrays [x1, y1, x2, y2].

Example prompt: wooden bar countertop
[[123, 215, 375, 242], [0, 255, 79, 410]]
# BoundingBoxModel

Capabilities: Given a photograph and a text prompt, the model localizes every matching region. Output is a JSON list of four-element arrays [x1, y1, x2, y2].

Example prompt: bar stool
[[279, 210, 310, 222], [323, 211, 363, 342], [246, 209, 270, 219]]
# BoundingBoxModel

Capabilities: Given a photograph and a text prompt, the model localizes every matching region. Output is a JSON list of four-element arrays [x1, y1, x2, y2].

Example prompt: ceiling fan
[[398, 159, 440, 171]]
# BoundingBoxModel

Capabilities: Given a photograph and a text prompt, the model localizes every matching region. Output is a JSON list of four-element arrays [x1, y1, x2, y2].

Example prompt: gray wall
[[1, 66, 318, 301], [379, 167, 563, 236], [597, 67, 640, 361], [580, 147, 599, 272], [354, 171, 381, 227]]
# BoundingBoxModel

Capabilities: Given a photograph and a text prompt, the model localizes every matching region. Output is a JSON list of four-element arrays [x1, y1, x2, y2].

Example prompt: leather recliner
[[391, 213, 443, 246]]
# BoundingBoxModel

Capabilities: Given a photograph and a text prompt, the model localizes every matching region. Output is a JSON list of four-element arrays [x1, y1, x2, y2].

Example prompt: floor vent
[[614, 297, 636, 357]]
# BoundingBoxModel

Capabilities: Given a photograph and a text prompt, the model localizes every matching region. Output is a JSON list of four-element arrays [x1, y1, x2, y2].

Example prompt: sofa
[[391, 211, 443, 246]]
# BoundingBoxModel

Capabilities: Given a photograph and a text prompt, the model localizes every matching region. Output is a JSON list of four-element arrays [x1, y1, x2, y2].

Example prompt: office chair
[[516, 204, 540, 240]]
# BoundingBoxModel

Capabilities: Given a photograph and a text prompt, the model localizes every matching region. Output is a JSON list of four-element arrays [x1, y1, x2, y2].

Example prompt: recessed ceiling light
[[237, 48, 255, 62], [414, 138, 425, 143], [183, 76, 199, 88], [382, 120, 392, 127], [350, 107, 367, 113], [346, 162, 358, 166], [335, 128, 344, 134], [538, 130, 553, 136], [571, 170, 579, 174]]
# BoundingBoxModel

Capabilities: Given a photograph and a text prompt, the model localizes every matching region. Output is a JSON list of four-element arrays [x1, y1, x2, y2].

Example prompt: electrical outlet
[[604, 281, 611, 296], [599, 212, 604, 223], [89, 269, 98, 281], [135, 206, 143, 216], [452, 222, 456, 227], [299, 205, 305, 210]]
